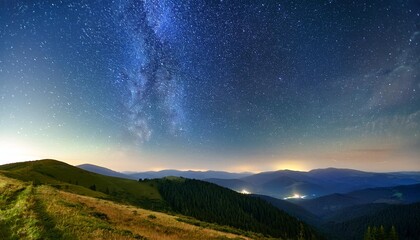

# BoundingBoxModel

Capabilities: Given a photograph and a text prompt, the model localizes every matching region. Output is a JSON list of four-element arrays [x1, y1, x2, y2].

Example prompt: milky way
[[113, 0, 185, 144]]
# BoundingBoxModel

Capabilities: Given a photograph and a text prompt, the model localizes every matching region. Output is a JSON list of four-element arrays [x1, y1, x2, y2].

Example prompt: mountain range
[[205, 168, 420, 199], [78, 163, 420, 200], [11, 160, 417, 239], [77, 164, 252, 180]]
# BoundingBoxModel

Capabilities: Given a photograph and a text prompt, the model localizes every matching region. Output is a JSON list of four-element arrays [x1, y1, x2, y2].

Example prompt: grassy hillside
[[0, 174, 257, 240], [0, 159, 165, 210]]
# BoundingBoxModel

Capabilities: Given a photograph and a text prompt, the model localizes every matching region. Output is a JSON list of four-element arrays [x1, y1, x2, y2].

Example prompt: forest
[[154, 177, 322, 239]]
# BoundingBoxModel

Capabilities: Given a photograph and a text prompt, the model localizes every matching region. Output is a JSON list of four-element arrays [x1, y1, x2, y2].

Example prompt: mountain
[[204, 168, 420, 199], [204, 178, 254, 192], [258, 176, 327, 199], [242, 169, 312, 185], [127, 170, 252, 180], [206, 169, 330, 198], [323, 203, 391, 223], [294, 193, 363, 217], [297, 183, 420, 217], [0, 159, 322, 239], [307, 168, 420, 193], [252, 194, 320, 226], [77, 163, 135, 179]]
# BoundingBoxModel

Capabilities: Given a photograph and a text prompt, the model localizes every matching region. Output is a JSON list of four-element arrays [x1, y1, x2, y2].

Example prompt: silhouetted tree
[[298, 223, 305, 240], [389, 225, 398, 240], [363, 225, 399, 240], [378, 225, 385, 240], [364, 226, 372, 240], [89, 184, 96, 191]]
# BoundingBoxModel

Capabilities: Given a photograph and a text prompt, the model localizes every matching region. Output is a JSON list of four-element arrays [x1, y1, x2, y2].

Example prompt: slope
[[155, 177, 322, 240], [0, 159, 165, 210], [252, 194, 320, 226]]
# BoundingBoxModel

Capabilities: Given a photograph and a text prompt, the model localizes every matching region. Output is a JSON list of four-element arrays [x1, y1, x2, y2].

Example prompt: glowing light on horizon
[[273, 160, 309, 172], [240, 189, 251, 194], [283, 193, 307, 200], [0, 140, 41, 165]]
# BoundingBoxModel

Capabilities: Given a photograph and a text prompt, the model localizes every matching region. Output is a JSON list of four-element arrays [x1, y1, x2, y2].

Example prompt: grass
[[0, 175, 51, 239], [0, 159, 166, 210], [175, 217, 270, 239], [0, 174, 260, 240]]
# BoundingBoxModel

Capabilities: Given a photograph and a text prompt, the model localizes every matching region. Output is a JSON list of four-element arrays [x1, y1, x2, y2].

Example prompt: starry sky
[[1, 0, 419, 172]]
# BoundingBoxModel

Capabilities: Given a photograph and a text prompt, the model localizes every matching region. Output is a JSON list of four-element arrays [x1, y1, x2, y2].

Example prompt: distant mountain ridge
[[77, 164, 135, 179], [76, 163, 420, 201], [205, 168, 420, 199], [126, 169, 253, 180], [76, 163, 253, 180]]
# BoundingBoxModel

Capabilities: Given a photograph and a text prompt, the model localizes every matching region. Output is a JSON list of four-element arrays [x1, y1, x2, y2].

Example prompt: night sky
[[1, 0, 419, 172]]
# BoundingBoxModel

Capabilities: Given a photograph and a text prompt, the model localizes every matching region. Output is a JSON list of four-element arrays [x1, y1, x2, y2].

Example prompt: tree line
[[364, 225, 398, 240]]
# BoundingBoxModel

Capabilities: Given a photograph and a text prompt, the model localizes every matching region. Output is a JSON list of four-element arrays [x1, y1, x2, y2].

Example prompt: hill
[[77, 163, 134, 179], [0, 159, 165, 210], [205, 178, 255, 192], [0, 174, 258, 240]]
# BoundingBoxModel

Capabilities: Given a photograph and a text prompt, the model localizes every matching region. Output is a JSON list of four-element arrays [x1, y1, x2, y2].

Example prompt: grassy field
[[0, 174, 263, 240]]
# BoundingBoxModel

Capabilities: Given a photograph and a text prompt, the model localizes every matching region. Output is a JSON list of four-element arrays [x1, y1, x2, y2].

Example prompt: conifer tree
[[364, 226, 372, 240], [389, 225, 398, 240], [372, 226, 378, 240], [298, 223, 305, 240], [378, 225, 385, 240]]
